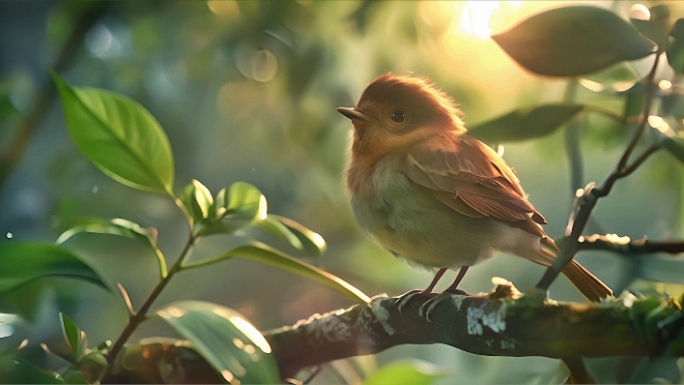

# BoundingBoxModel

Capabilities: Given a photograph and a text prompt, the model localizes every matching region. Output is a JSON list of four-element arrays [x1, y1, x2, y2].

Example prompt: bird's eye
[[390, 111, 406, 123]]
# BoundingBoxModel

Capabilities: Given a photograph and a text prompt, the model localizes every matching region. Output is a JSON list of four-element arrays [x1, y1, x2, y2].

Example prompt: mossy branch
[[105, 282, 684, 383]]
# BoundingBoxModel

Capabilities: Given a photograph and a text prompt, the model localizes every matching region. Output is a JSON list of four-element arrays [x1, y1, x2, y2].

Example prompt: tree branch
[[0, 3, 109, 191], [536, 52, 663, 292], [105, 283, 684, 383], [579, 233, 684, 255]]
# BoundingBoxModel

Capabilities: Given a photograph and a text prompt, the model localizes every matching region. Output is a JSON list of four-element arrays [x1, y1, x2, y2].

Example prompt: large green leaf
[[157, 301, 280, 384], [468, 104, 584, 142], [0, 243, 107, 296], [493, 6, 656, 76], [255, 215, 327, 256], [667, 19, 684, 73], [0, 356, 66, 384], [183, 241, 369, 303], [53, 73, 175, 195], [365, 360, 447, 385], [56, 218, 167, 278]]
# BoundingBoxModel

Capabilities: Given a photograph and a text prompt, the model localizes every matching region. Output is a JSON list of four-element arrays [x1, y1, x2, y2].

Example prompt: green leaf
[[583, 62, 639, 84], [56, 218, 167, 278], [0, 242, 108, 296], [468, 104, 584, 142], [0, 356, 66, 384], [630, 4, 671, 48], [0, 94, 19, 123], [261, 215, 326, 256], [492, 6, 656, 77], [198, 182, 266, 236], [183, 241, 370, 303], [365, 360, 447, 385], [52, 73, 175, 195], [181, 179, 214, 222], [157, 301, 280, 384], [59, 313, 85, 361], [667, 19, 684, 73], [663, 137, 684, 164], [217, 181, 266, 221]]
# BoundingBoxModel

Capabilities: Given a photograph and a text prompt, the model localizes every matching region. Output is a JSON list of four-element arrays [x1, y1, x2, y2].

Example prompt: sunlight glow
[[460, 1, 500, 39], [648, 115, 674, 136], [229, 316, 272, 354], [630, 4, 650, 21], [659, 80, 672, 90]]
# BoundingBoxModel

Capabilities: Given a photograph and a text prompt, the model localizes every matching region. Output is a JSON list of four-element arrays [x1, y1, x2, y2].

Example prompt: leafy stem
[[105, 230, 196, 368], [536, 51, 663, 292]]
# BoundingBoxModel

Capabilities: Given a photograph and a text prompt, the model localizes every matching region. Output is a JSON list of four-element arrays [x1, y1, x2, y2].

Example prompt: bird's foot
[[418, 289, 472, 322], [394, 289, 427, 314]]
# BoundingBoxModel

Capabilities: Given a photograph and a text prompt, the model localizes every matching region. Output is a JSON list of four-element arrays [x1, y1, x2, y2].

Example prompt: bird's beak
[[337, 107, 371, 129]]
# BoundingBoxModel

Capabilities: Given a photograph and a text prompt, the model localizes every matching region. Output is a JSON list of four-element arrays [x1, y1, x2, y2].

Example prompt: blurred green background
[[2, 0, 684, 383]]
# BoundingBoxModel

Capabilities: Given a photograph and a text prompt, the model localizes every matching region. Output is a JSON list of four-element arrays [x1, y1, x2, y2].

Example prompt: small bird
[[338, 74, 613, 301]]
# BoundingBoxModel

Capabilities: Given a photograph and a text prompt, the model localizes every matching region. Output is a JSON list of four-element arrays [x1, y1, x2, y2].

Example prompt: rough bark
[[105, 283, 684, 383]]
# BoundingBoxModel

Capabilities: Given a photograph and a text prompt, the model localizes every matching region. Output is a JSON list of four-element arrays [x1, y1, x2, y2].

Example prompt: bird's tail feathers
[[529, 246, 613, 302]]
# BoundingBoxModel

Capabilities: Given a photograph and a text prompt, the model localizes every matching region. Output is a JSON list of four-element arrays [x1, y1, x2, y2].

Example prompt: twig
[[536, 52, 663, 292], [579, 233, 684, 255], [106, 233, 195, 367], [0, 3, 109, 191]]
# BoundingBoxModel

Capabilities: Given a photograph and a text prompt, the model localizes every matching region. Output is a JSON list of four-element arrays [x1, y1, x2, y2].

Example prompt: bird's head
[[338, 74, 465, 158]]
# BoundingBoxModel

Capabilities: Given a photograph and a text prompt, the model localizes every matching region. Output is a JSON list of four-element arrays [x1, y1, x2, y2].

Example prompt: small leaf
[[186, 241, 370, 303], [630, 4, 671, 48], [52, 73, 175, 196], [0, 243, 108, 296], [205, 182, 267, 234], [56, 218, 167, 279], [493, 6, 656, 76], [77, 352, 108, 383], [266, 215, 327, 256], [157, 301, 280, 384], [667, 19, 684, 73], [60, 313, 85, 361], [181, 179, 214, 222], [218, 182, 266, 221], [468, 104, 584, 142], [365, 360, 447, 385], [252, 217, 304, 250]]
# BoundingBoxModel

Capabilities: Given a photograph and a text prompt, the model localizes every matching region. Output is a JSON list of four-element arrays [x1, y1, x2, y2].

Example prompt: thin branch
[[106, 232, 196, 367], [579, 233, 684, 255], [618, 53, 661, 172], [536, 52, 663, 292], [0, 3, 109, 191]]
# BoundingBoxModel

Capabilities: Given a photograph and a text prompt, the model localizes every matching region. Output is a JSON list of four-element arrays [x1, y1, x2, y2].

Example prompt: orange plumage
[[339, 74, 612, 301]]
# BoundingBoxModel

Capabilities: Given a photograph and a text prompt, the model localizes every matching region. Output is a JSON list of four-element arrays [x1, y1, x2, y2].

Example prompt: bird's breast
[[348, 155, 500, 268]]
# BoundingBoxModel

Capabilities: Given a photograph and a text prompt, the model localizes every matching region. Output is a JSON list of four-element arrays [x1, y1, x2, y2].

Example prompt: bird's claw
[[394, 290, 423, 314]]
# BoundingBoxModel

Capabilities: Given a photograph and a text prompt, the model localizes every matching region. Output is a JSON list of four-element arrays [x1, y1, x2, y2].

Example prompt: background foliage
[[2, 0, 684, 383]]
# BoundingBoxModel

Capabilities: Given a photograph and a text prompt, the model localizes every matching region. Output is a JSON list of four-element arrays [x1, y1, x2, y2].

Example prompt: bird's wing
[[401, 135, 549, 239]]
